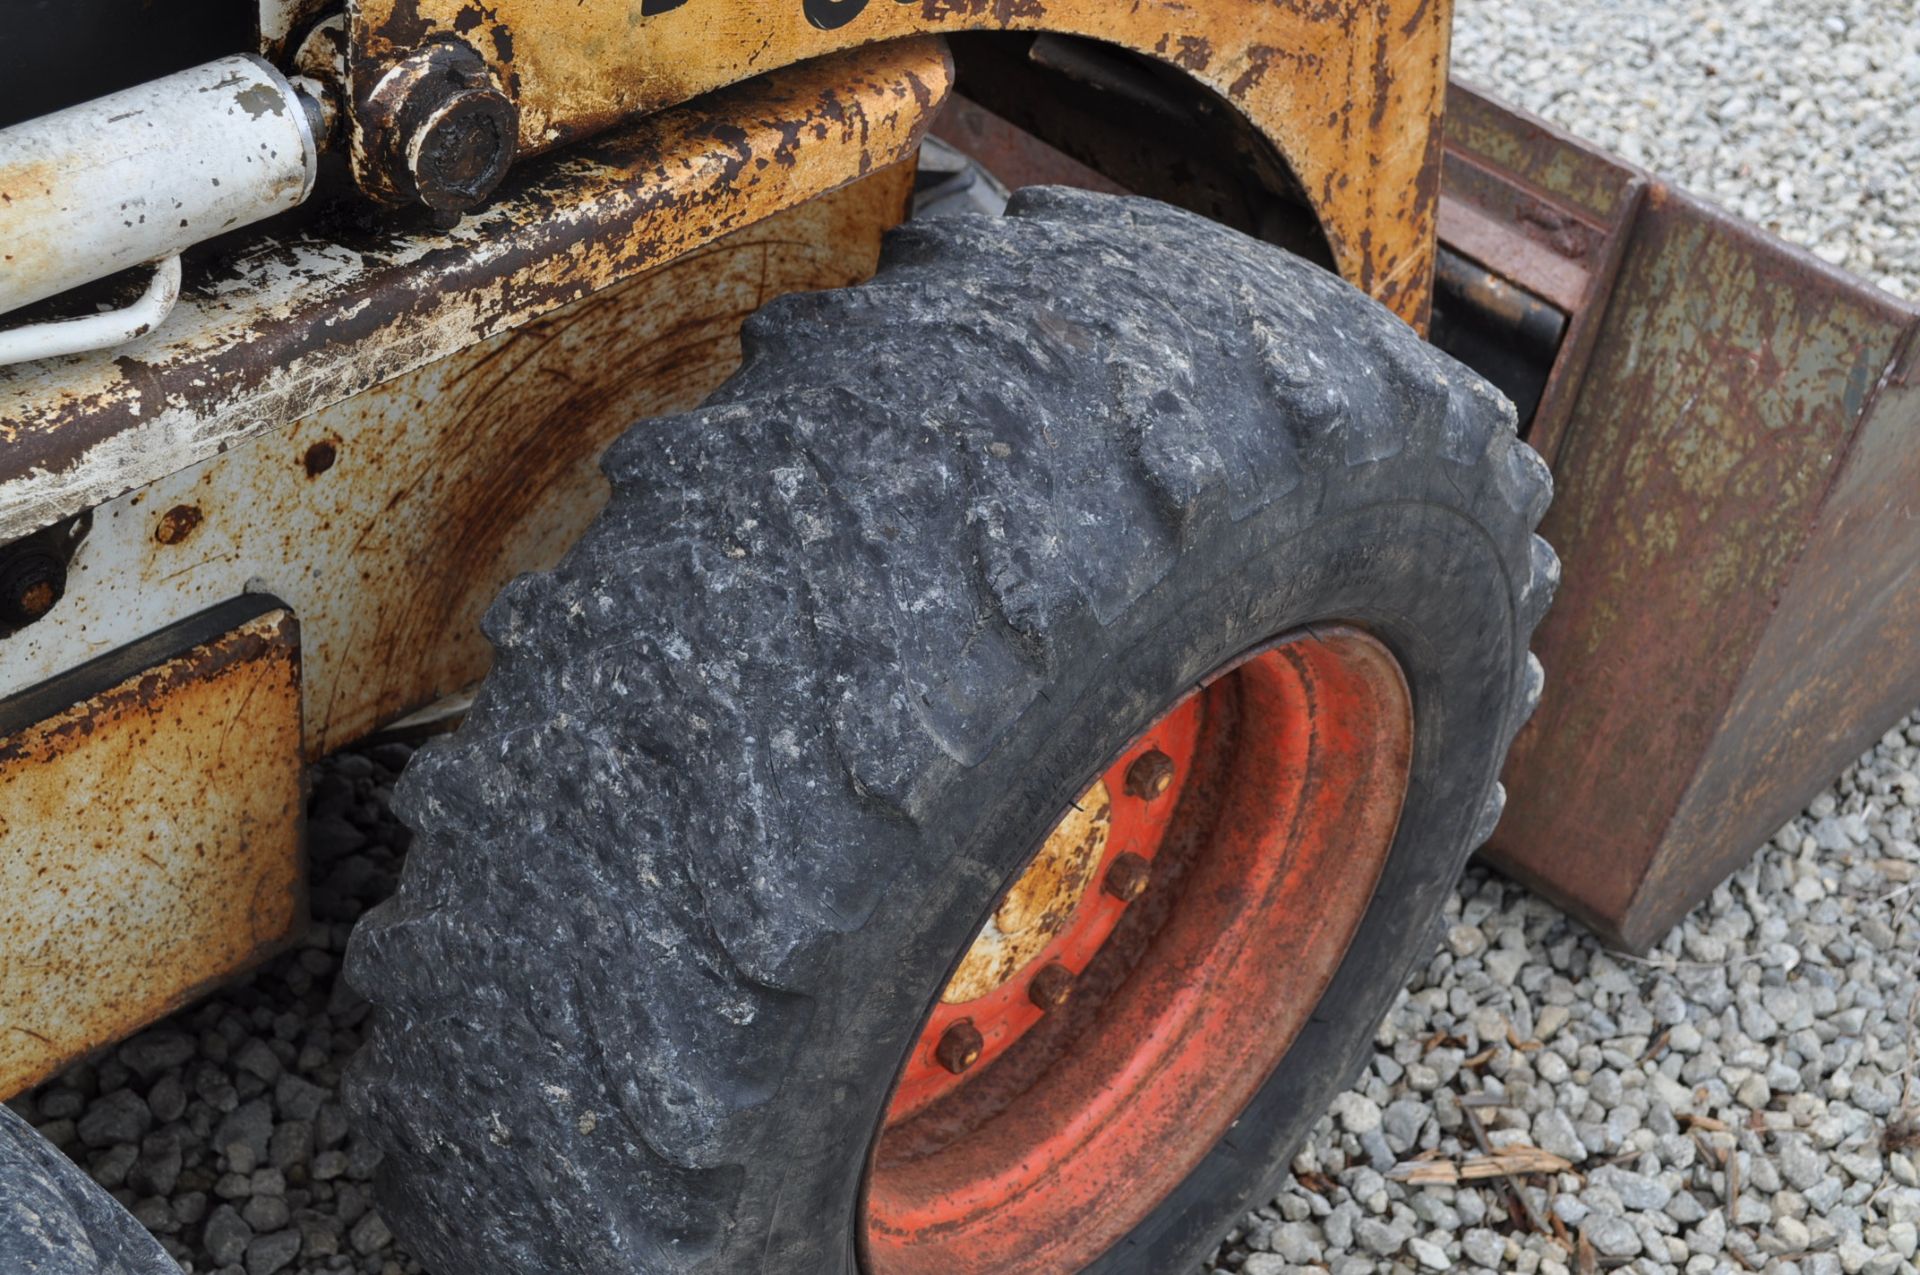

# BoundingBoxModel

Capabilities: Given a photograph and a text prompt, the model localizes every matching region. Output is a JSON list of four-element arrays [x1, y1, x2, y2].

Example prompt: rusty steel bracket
[[1442, 85, 1920, 951], [0, 598, 304, 1099], [0, 39, 952, 548]]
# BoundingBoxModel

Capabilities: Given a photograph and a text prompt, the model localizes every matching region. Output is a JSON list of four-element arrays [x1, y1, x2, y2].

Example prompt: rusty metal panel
[[0, 39, 950, 547], [1480, 171, 1920, 949], [1643, 333, 1920, 942], [1437, 85, 1648, 465], [344, 0, 1452, 326], [0, 601, 303, 1099], [0, 171, 914, 754]]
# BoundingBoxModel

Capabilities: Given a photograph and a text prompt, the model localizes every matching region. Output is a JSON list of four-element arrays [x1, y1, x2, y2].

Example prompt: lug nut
[[1102, 851, 1152, 903], [1124, 748, 1176, 800], [1028, 962, 1076, 1012], [935, 1020, 984, 1075], [0, 551, 65, 627]]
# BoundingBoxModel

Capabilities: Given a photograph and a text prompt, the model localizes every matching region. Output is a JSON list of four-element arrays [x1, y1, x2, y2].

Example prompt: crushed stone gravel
[[1449, 0, 1920, 302], [9, 4, 1918, 1274]]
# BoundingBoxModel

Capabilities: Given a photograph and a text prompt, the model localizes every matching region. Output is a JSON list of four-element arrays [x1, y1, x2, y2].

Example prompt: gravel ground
[[10, 4, 1919, 1274]]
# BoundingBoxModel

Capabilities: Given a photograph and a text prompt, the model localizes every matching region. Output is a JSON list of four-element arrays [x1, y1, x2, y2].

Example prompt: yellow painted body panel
[[0, 608, 303, 1098], [348, 0, 1452, 323]]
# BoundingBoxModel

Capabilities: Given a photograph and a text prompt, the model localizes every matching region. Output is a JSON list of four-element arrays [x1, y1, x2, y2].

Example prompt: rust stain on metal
[[302, 440, 338, 478], [0, 40, 950, 546], [0, 606, 303, 1099], [944, 779, 1111, 1004], [153, 504, 204, 545], [3, 171, 915, 758], [346, 0, 1451, 324]]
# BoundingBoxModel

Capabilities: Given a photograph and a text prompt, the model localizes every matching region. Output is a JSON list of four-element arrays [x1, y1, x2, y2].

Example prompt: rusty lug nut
[[1102, 851, 1152, 903], [0, 551, 65, 627], [1028, 962, 1076, 1013], [934, 1020, 985, 1075], [1124, 748, 1176, 801]]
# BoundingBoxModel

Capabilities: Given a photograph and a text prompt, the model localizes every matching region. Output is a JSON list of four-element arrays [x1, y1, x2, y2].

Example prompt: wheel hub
[[863, 628, 1413, 1275], [887, 707, 1201, 1118]]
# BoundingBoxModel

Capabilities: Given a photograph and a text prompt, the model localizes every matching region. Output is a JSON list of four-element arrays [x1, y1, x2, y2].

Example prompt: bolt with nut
[[1124, 748, 1176, 801], [363, 43, 519, 217], [1028, 962, 1076, 1013], [1102, 852, 1152, 903], [935, 1020, 985, 1075], [0, 551, 63, 627]]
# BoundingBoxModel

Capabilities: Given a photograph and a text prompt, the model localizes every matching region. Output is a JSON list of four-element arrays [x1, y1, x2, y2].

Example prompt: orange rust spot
[[17, 581, 54, 618], [154, 504, 204, 545]]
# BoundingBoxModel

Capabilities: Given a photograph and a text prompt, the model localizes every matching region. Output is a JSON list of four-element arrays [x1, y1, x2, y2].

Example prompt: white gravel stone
[[1533, 1108, 1588, 1163], [1330, 1092, 1384, 1136]]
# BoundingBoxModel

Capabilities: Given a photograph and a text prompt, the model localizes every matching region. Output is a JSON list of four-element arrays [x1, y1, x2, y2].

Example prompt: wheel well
[[946, 33, 1337, 275]]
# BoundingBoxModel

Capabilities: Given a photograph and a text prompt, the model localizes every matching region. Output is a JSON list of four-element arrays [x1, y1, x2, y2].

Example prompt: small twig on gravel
[[1892, 989, 1920, 1118], [1387, 1146, 1572, 1186], [1573, 1227, 1598, 1275], [1459, 1091, 1511, 1109], [1611, 949, 1776, 973], [1876, 880, 1918, 906], [1877, 990, 1920, 1158], [1724, 1146, 1743, 1237], [1462, 1102, 1554, 1237]]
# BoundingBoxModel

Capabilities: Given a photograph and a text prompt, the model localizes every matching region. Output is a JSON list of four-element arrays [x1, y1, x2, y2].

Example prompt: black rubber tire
[[344, 187, 1556, 1274], [0, 1105, 178, 1275]]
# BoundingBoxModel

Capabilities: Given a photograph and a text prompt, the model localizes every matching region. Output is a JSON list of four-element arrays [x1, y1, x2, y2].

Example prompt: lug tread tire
[[345, 188, 1554, 1274]]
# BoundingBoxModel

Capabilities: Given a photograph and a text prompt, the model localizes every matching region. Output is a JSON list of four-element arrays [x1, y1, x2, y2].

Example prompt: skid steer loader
[[2, 2, 1915, 1270]]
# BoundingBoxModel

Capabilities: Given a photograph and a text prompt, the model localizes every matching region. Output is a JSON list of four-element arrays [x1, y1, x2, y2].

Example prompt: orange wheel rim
[[861, 627, 1413, 1275]]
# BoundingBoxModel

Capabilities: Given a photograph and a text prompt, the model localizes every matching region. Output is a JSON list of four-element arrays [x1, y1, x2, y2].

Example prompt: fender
[[346, 0, 1453, 324]]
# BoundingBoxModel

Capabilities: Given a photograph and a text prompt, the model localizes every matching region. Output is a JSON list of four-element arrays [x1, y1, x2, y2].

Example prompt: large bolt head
[[1028, 962, 1076, 1013], [365, 44, 518, 215], [1101, 852, 1152, 903], [406, 87, 518, 214], [1124, 748, 1176, 801]]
